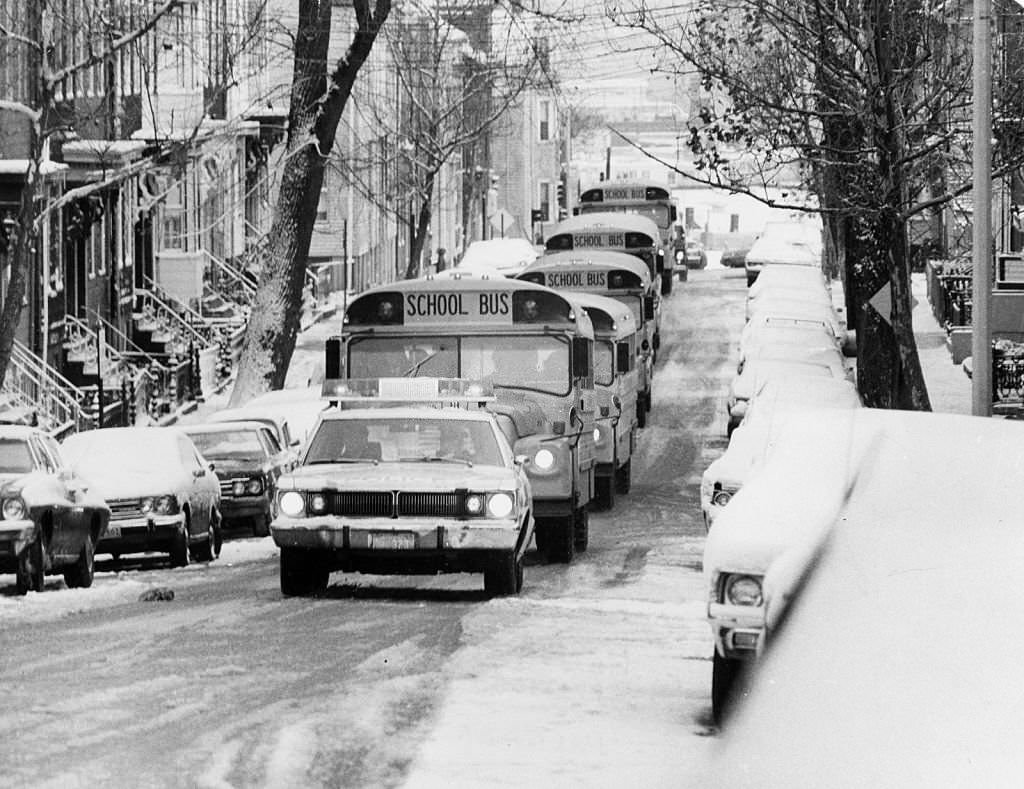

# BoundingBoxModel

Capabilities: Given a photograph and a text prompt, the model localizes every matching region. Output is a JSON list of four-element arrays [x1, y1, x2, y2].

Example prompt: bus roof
[[578, 180, 673, 203], [564, 291, 638, 340], [531, 251, 652, 284], [546, 211, 661, 238], [343, 275, 594, 337]]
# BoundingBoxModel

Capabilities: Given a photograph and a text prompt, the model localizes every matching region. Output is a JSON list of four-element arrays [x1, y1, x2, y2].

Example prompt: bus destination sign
[[602, 186, 646, 201], [544, 270, 607, 289], [404, 291, 512, 325], [574, 232, 624, 249]]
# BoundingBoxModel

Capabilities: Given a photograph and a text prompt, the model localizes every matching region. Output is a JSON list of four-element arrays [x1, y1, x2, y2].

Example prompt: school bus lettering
[[546, 270, 608, 289], [404, 291, 512, 324], [575, 232, 625, 249], [602, 187, 645, 201]]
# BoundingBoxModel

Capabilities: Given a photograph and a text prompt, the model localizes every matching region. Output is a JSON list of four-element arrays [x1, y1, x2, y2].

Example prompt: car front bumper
[[98, 514, 186, 554], [219, 495, 270, 520], [271, 515, 525, 552], [708, 602, 765, 660]]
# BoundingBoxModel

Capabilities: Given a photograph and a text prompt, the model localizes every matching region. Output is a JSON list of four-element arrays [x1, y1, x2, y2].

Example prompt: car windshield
[[304, 418, 503, 466], [0, 439, 33, 473], [186, 429, 266, 460], [62, 431, 176, 473], [348, 335, 571, 396]]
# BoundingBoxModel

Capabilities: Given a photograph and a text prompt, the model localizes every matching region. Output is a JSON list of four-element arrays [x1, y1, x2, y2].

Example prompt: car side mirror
[[193, 468, 207, 478], [612, 394, 622, 411], [514, 454, 529, 466]]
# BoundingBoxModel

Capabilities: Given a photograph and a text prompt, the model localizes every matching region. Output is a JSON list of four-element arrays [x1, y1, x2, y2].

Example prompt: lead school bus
[[518, 250, 657, 428], [577, 182, 678, 296], [325, 276, 597, 563], [562, 292, 640, 511]]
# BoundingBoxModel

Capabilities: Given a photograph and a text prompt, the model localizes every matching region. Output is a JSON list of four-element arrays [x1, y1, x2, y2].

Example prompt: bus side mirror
[[616, 342, 631, 373], [572, 337, 590, 378], [670, 206, 678, 222], [643, 296, 655, 321]]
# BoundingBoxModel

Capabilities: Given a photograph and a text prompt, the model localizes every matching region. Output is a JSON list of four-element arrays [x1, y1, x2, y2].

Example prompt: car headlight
[[465, 494, 485, 516], [154, 495, 178, 515], [140, 496, 154, 514], [232, 480, 247, 497], [487, 492, 514, 518], [711, 487, 737, 507], [279, 491, 306, 517], [2, 497, 26, 520], [309, 493, 328, 515], [725, 575, 763, 606], [533, 448, 555, 470], [246, 478, 264, 495]]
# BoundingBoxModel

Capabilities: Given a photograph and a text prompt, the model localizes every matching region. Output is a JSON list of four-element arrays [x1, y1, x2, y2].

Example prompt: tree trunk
[[229, 0, 390, 406], [405, 174, 436, 280]]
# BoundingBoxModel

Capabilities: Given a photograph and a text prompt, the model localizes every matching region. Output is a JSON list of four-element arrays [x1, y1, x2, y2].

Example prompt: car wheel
[[64, 532, 95, 589], [615, 459, 632, 494], [637, 398, 647, 429], [280, 547, 329, 597], [483, 552, 520, 597], [212, 511, 223, 558], [191, 518, 217, 563], [573, 507, 589, 553], [677, 268, 688, 282], [712, 650, 747, 726], [660, 271, 673, 296], [15, 531, 46, 595], [169, 526, 190, 568], [595, 476, 615, 511], [253, 511, 271, 538], [537, 516, 574, 564]]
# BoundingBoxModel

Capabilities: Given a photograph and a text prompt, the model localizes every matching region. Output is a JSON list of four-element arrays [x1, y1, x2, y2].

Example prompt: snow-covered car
[[725, 352, 851, 436], [60, 427, 222, 567], [738, 316, 856, 368], [454, 238, 539, 277], [684, 239, 707, 269], [703, 406, 866, 723], [741, 301, 845, 348], [747, 261, 828, 299], [0, 426, 110, 593], [744, 284, 836, 322], [271, 400, 534, 598], [182, 421, 292, 537], [703, 376, 861, 530], [709, 410, 1024, 781], [744, 220, 823, 286]]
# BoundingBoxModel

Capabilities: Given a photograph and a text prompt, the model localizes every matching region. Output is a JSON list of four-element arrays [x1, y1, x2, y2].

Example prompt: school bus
[[561, 292, 640, 510], [577, 182, 678, 296], [324, 275, 597, 563], [518, 250, 657, 428]]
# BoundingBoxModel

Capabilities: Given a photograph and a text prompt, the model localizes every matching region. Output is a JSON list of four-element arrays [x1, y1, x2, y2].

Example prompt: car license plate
[[106, 525, 121, 538], [370, 532, 416, 550]]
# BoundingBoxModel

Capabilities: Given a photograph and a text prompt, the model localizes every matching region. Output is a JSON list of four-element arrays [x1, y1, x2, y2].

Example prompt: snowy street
[[1, 269, 746, 787]]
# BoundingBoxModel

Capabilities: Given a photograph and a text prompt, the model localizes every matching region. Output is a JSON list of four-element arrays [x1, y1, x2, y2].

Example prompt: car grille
[[317, 491, 465, 518], [107, 498, 144, 521], [219, 477, 248, 497]]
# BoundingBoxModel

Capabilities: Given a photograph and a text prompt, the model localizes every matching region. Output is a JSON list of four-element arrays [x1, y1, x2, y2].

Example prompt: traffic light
[[556, 181, 566, 208]]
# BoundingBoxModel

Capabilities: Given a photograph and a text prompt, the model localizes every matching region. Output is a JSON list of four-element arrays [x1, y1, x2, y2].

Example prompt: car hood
[[209, 458, 269, 476], [280, 462, 515, 492], [77, 467, 188, 499]]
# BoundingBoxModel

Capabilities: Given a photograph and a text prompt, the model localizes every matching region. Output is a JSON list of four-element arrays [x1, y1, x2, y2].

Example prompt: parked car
[[454, 238, 539, 277], [720, 247, 750, 268], [709, 409, 1024, 783], [684, 239, 707, 269], [0, 426, 110, 593], [744, 220, 823, 286], [183, 421, 292, 537], [703, 375, 861, 530], [206, 404, 303, 467], [60, 427, 222, 567]]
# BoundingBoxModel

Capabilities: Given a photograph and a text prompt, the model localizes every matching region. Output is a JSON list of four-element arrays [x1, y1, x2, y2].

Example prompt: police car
[[270, 378, 534, 597]]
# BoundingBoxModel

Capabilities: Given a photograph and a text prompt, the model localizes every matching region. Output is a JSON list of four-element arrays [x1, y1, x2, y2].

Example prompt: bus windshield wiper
[[305, 458, 380, 465], [414, 456, 473, 467], [402, 349, 443, 377]]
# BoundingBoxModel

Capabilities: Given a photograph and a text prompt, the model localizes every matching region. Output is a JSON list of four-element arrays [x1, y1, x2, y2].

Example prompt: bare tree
[[609, 0, 1024, 409], [228, 0, 391, 406], [333, 2, 545, 281]]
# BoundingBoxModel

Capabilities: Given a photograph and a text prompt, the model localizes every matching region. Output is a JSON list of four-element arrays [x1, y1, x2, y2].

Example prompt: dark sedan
[[184, 421, 293, 537], [0, 426, 110, 594], [720, 247, 750, 268]]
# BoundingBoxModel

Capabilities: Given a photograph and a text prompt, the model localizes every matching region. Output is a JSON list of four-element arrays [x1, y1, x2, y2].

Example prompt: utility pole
[[972, 0, 992, 416]]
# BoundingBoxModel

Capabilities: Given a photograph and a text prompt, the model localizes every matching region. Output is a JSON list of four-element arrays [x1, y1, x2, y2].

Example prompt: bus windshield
[[579, 203, 670, 227], [594, 341, 614, 386], [610, 294, 643, 325], [347, 335, 571, 396]]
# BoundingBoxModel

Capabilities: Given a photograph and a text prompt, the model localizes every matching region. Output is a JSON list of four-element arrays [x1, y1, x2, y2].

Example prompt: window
[[316, 184, 329, 223], [539, 181, 551, 221], [685, 207, 695, 228], [539, 99, 551, 141], [730, 214, 740, 233]]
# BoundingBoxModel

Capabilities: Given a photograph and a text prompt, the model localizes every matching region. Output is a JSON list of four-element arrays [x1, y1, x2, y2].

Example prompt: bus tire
[[661, 271, 673, 296], [615, 460, 632, 494], [637, 398, 647, 429], [539, 516, 575, 564], [573, 507, 589, 553], [595, 476, 615, 511]]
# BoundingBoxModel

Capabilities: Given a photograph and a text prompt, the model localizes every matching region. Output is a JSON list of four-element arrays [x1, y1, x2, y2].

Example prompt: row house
[[0, 0, 286, 433]]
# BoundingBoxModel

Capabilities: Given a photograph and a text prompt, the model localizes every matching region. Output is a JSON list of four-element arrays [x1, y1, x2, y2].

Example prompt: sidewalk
[[911, 272, 972, 415]]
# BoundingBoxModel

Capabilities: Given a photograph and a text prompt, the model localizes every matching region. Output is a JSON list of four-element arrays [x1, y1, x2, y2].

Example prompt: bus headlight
[[1, 496, 26, 520], [279, 491, 306, 518], [533, 448, 556, 470], [724, 575, 763, 606], [487, 492, 514, 518]]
